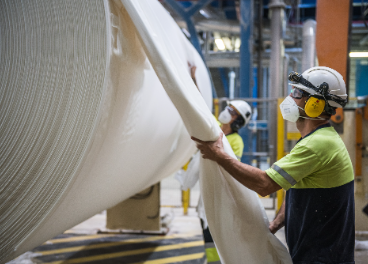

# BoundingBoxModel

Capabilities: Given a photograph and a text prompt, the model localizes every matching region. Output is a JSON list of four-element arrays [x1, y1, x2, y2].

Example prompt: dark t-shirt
[[285, 181, 355, 263]]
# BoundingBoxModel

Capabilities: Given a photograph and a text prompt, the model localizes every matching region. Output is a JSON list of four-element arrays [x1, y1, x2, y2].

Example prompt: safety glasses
[[226, 106, 238, 116], [290, 87, 309, 99]]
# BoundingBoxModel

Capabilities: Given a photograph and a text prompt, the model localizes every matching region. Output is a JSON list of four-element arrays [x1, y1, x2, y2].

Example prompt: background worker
[[188, 63, 251, 160], [217, 100, 251, 160], [192, 66, 354, 264], [201, 100, 252, 264]]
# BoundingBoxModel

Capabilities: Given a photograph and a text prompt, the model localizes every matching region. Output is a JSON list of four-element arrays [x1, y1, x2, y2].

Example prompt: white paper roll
[[0, 1, 211, 262]]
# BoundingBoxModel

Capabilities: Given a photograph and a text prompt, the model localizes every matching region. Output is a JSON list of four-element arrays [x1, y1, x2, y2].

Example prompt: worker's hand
[[269, 221, 278, 234], [191, 132, 227, 162], [268, 219, 284, 234], [190, 65, 196, 79], [187, 62, 196, 78]]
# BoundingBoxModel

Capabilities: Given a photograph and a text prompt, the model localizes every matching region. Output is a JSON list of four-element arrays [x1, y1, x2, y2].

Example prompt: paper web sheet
[[119, 0, 292, 263]]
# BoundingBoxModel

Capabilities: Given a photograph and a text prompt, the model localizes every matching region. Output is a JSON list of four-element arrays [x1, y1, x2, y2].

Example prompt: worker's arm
[[269, 199, 285, 234], [191, 133, 281, 197]]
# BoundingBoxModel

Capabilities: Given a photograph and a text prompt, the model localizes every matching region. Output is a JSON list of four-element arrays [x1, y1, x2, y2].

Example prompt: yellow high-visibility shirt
[[215, 116, 244, 161], [226, 132, 244, 161]]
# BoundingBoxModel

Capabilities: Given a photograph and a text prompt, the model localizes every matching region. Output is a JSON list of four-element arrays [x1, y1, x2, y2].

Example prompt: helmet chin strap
[[298, 106, 327, 121]]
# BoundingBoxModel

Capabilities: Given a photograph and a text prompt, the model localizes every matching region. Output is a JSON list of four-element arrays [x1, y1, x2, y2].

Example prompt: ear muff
[[304, 96, 326, 117], [230, 115, 245, 132]]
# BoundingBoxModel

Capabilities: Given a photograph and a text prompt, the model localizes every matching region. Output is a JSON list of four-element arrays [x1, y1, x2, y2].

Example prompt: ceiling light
[[222, 37, 232, 50], [199, 9, 210, 19], [215, 38, 226, 51], [349, 52, 368, 57], [234, 38, 241, 52]]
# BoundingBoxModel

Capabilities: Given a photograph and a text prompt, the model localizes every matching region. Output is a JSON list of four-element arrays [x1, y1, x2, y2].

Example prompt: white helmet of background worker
[[283, 66, 348, 120], [218, 100, 252, 131]]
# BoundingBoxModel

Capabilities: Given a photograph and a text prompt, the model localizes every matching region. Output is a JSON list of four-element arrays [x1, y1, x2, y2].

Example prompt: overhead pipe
[[195, 19, 297, 38], [302, 19, 317, 71], [196, 20, 241, 34]]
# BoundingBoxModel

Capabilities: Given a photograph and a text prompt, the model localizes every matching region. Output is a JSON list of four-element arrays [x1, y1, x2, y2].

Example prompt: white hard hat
[[289, 66, 347, 108], [229, 100, 252, 125]]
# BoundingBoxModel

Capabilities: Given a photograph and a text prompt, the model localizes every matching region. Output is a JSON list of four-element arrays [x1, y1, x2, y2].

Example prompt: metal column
[[239, 0, 253, 98], [269, 0, 286, 213], [268, 0, 286, 165]]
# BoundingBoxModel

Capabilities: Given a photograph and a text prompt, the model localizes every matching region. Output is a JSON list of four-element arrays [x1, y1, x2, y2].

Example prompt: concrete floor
[[66, 190, 368, 264], [7, 175, 368, 263], [159, 172, 287, 246]]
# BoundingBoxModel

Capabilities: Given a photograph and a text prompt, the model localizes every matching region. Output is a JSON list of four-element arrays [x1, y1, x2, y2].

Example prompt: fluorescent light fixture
[[349, 52, 368, 57], [222, 37, 232, 50], [234, 38, 241, 52], [199, 9, 210, 19], [215, 38, 226, 51]]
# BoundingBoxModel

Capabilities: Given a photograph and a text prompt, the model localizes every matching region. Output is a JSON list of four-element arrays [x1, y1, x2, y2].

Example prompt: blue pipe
[[218, 68, 229, 97], [239, 0, 254, 164], [239, 0, 253, 98]]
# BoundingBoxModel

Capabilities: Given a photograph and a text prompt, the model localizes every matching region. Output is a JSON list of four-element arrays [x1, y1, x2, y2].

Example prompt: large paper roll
[[0, 1, 211, 262]]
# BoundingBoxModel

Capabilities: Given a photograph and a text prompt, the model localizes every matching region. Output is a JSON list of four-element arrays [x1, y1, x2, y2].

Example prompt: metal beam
[[164, 0, 213, 58], [186, 0, 214, 17], [164, 0, 217, 98], [164, 0, 187, 18]]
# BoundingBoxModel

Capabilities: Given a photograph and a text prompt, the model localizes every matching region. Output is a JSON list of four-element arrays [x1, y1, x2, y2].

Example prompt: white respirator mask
[[280, 95, 326, 122], [279, 96, 304, 122], [218, 109, 232, 124]]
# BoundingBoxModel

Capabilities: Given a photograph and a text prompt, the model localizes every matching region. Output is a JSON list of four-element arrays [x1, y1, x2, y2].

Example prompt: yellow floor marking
[[44, 234, 115, 245], [132, 253, 205, 264], [37, 235, 194, 255], [39, 234, 202, 256], [44, 240, 204, 264], [44, 232, 197, 245]]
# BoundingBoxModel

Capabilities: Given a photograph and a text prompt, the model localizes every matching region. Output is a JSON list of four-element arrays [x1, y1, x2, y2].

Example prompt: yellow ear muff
[[305, 96, 325, 117]]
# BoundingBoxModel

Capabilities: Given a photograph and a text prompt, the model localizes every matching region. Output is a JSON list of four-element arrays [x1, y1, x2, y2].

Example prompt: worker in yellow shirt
[[202, 100, 252, 264], [218, 100, 252, 160]]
